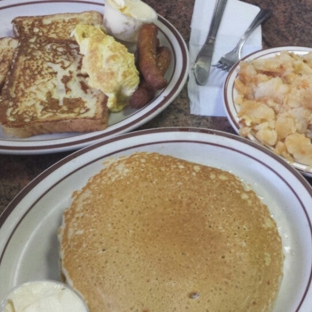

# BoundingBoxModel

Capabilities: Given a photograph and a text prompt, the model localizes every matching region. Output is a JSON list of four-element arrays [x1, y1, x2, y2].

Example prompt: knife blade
[[194, 0, 228, 86]]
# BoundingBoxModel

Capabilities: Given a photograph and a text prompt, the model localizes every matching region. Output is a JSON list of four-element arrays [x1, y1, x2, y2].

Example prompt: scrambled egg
[[72, 24, 139, 112]]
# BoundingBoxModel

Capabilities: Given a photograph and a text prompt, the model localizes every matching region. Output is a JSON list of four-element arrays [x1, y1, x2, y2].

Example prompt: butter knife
[[193, 0, 228, 86]]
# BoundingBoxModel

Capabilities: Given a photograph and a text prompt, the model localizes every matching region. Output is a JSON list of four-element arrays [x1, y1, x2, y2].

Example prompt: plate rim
[[0, 0, 189, 154], [2, 127, 312, 222], [1, 127, 312, 311], [223, 45, 312, 177]]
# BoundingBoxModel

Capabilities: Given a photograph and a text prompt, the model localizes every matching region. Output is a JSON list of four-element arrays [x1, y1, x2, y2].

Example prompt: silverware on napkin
[[193, 0, 228, 86], [213, 8, 271, 71]]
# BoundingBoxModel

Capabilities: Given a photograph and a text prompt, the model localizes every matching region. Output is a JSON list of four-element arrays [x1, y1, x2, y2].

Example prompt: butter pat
[[1, 281, 88, 312], [103, 0, 157, 42]]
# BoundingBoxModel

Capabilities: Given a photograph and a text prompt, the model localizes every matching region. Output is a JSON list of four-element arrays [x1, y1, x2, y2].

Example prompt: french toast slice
[[0, 35, 108, 138], [12, 11, 103, 39], [0, 37, 19, 90], [0, 11, 109, 138]]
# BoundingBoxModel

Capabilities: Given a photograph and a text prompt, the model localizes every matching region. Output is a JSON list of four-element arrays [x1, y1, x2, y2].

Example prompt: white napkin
[[188, 0, 262, 116]]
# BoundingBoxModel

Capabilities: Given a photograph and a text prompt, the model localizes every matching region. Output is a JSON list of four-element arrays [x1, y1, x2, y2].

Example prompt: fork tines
[[212, 59, 233, 71]]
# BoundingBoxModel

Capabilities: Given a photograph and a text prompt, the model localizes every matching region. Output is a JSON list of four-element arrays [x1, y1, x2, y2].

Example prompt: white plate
[[223, 46, 312, 177], [0, 0, 189, 155], [0, 127, 312, 311]]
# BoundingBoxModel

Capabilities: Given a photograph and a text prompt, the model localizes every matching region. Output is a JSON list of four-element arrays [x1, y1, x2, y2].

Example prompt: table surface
[[1, 0, 312, 216]]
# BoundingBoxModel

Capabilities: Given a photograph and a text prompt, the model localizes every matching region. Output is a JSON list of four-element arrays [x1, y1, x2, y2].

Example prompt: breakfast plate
[[0, 127, 312, 311], [0, 0, 189, 155], [223, 46, 312, 177]]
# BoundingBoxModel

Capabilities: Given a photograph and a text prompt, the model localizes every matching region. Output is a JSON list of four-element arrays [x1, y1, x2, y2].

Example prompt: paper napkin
[[188, 0, 262, 116]]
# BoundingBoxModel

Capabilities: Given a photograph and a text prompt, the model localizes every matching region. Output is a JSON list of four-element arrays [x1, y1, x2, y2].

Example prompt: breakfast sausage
[[130, 46, 171, 109], [137, 23, 167, 90], [156, 46, 171, 76], [129, 80, 154, 109]]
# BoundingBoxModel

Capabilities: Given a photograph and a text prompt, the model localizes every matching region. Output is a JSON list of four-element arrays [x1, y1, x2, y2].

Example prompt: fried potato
[[235, 51, 312, 166]]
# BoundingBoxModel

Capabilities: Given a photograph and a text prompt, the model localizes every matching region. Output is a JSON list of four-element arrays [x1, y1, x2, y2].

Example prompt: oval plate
[[223, 46, 312, 177], [0, 0, 189, 154], [0, 127, 312, 311]]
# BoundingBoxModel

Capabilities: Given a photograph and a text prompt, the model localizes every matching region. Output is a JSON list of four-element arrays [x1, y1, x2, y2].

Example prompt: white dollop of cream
[[103, 0, 157, 42], [1, 281, 88, 312]]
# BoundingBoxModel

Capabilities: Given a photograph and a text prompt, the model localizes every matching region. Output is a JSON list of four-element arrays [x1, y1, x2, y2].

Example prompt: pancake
[[58, 152, 284, 312]]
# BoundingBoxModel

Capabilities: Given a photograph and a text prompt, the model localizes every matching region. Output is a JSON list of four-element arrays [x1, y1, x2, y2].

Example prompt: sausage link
[[130, 46, 171, 109], [137, 24, 167, 90], [129, 80, 154, 109], [156, 46, 171, 76]]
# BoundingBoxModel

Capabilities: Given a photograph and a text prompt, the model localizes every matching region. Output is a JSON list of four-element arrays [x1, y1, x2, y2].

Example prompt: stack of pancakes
[[58, 152, 284, 311]]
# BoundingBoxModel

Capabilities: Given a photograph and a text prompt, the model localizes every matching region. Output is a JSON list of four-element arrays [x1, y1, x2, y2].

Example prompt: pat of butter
[[1, 281, 88, 312], [103, 0, 157, 42]]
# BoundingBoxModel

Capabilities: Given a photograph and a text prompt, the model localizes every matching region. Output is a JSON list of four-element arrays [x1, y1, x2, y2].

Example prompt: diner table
[[1, 0, 312, 216]]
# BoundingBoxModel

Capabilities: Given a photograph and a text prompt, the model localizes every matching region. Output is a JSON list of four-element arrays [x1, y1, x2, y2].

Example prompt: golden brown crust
[[0, 37, 19, 90], [0, 37, 108, 137], [0, 12, 108, 138], [59, 152, 284, 312], [1, 109, 108, 138], [12, 11, 103, 39]]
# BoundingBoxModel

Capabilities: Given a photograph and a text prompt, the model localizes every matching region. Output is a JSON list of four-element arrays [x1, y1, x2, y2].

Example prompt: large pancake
[[58, 152, 284, 312]]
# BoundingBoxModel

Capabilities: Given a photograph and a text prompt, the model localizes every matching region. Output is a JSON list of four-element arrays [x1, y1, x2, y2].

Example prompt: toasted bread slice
[[0, 35, 108, 138], [0, 37, 19, 90], [12, 11, 103, 40]]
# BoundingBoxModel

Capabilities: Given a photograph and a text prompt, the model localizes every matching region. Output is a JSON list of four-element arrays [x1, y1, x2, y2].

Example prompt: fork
[[213, 8, 271, 71]]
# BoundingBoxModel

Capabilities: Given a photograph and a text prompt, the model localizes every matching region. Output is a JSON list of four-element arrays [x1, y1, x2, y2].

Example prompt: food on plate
[[72, 24, 140, 112], [0, 3, 171, 137], [103, 0, 157, 42], [137, 23, 168, 90], [1, 280, 88, 312], [0, 38, 18, 90], [12, 11, 103, 39], [130, 45, 171, 108], [0, 12, 108, 138], [234, 51, 312, 165], [58, 152, 284, 312]]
